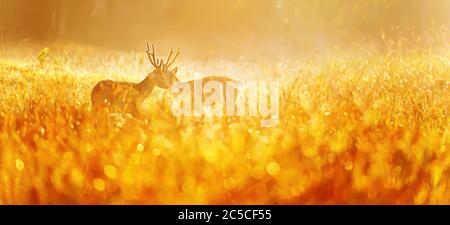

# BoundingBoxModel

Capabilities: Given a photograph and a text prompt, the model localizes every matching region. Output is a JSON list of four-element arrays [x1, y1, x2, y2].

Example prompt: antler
[[146, 41, 162, 68], [165, 48, 181, 68], [146, 41, 181, 69]]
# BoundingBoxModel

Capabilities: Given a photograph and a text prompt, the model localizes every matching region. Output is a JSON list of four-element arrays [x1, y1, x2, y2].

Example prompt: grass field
[[0, 38, 448, 204]]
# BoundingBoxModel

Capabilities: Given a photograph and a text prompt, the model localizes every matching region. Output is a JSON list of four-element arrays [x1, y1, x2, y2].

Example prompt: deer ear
[[172, 67, 178, 74]]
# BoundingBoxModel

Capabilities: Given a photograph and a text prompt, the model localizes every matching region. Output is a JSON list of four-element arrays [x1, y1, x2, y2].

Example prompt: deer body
[[91, 80, 139, 113], [91, 72, 168, 115], [182, 76, 235, 87], [169, 75, 243, 116], [173, 76, 237, 95]]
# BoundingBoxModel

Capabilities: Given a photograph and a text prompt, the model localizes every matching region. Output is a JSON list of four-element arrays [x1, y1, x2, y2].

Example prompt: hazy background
[[0, 0, 449, 59]]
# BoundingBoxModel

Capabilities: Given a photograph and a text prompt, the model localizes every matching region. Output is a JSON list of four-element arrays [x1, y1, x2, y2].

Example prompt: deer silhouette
[[91, 41, 180, 116], [91, 41, 240, 117]]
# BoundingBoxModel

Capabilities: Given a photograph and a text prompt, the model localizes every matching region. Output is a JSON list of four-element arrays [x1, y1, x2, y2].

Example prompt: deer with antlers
[[91, 41, 181, 116]]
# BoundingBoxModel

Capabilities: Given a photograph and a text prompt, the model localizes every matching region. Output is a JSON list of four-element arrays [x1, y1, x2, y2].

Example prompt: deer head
[[144, 41, 180, 89]]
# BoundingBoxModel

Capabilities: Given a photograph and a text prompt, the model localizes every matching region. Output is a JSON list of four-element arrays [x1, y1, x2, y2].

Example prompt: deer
[[168, 72, 280, 127], [91, 42, 274, 121], [90, 41, 181, 116]]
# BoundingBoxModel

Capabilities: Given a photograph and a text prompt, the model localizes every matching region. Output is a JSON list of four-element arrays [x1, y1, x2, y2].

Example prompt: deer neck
[[136, 74, 158, 96]]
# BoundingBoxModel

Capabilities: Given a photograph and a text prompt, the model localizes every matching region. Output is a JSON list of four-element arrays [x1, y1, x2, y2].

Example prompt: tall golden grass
[[0, 36, 448, 204]]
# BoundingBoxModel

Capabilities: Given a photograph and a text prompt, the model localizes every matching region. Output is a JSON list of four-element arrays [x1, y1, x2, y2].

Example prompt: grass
[[0, 41, 448, 204]]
